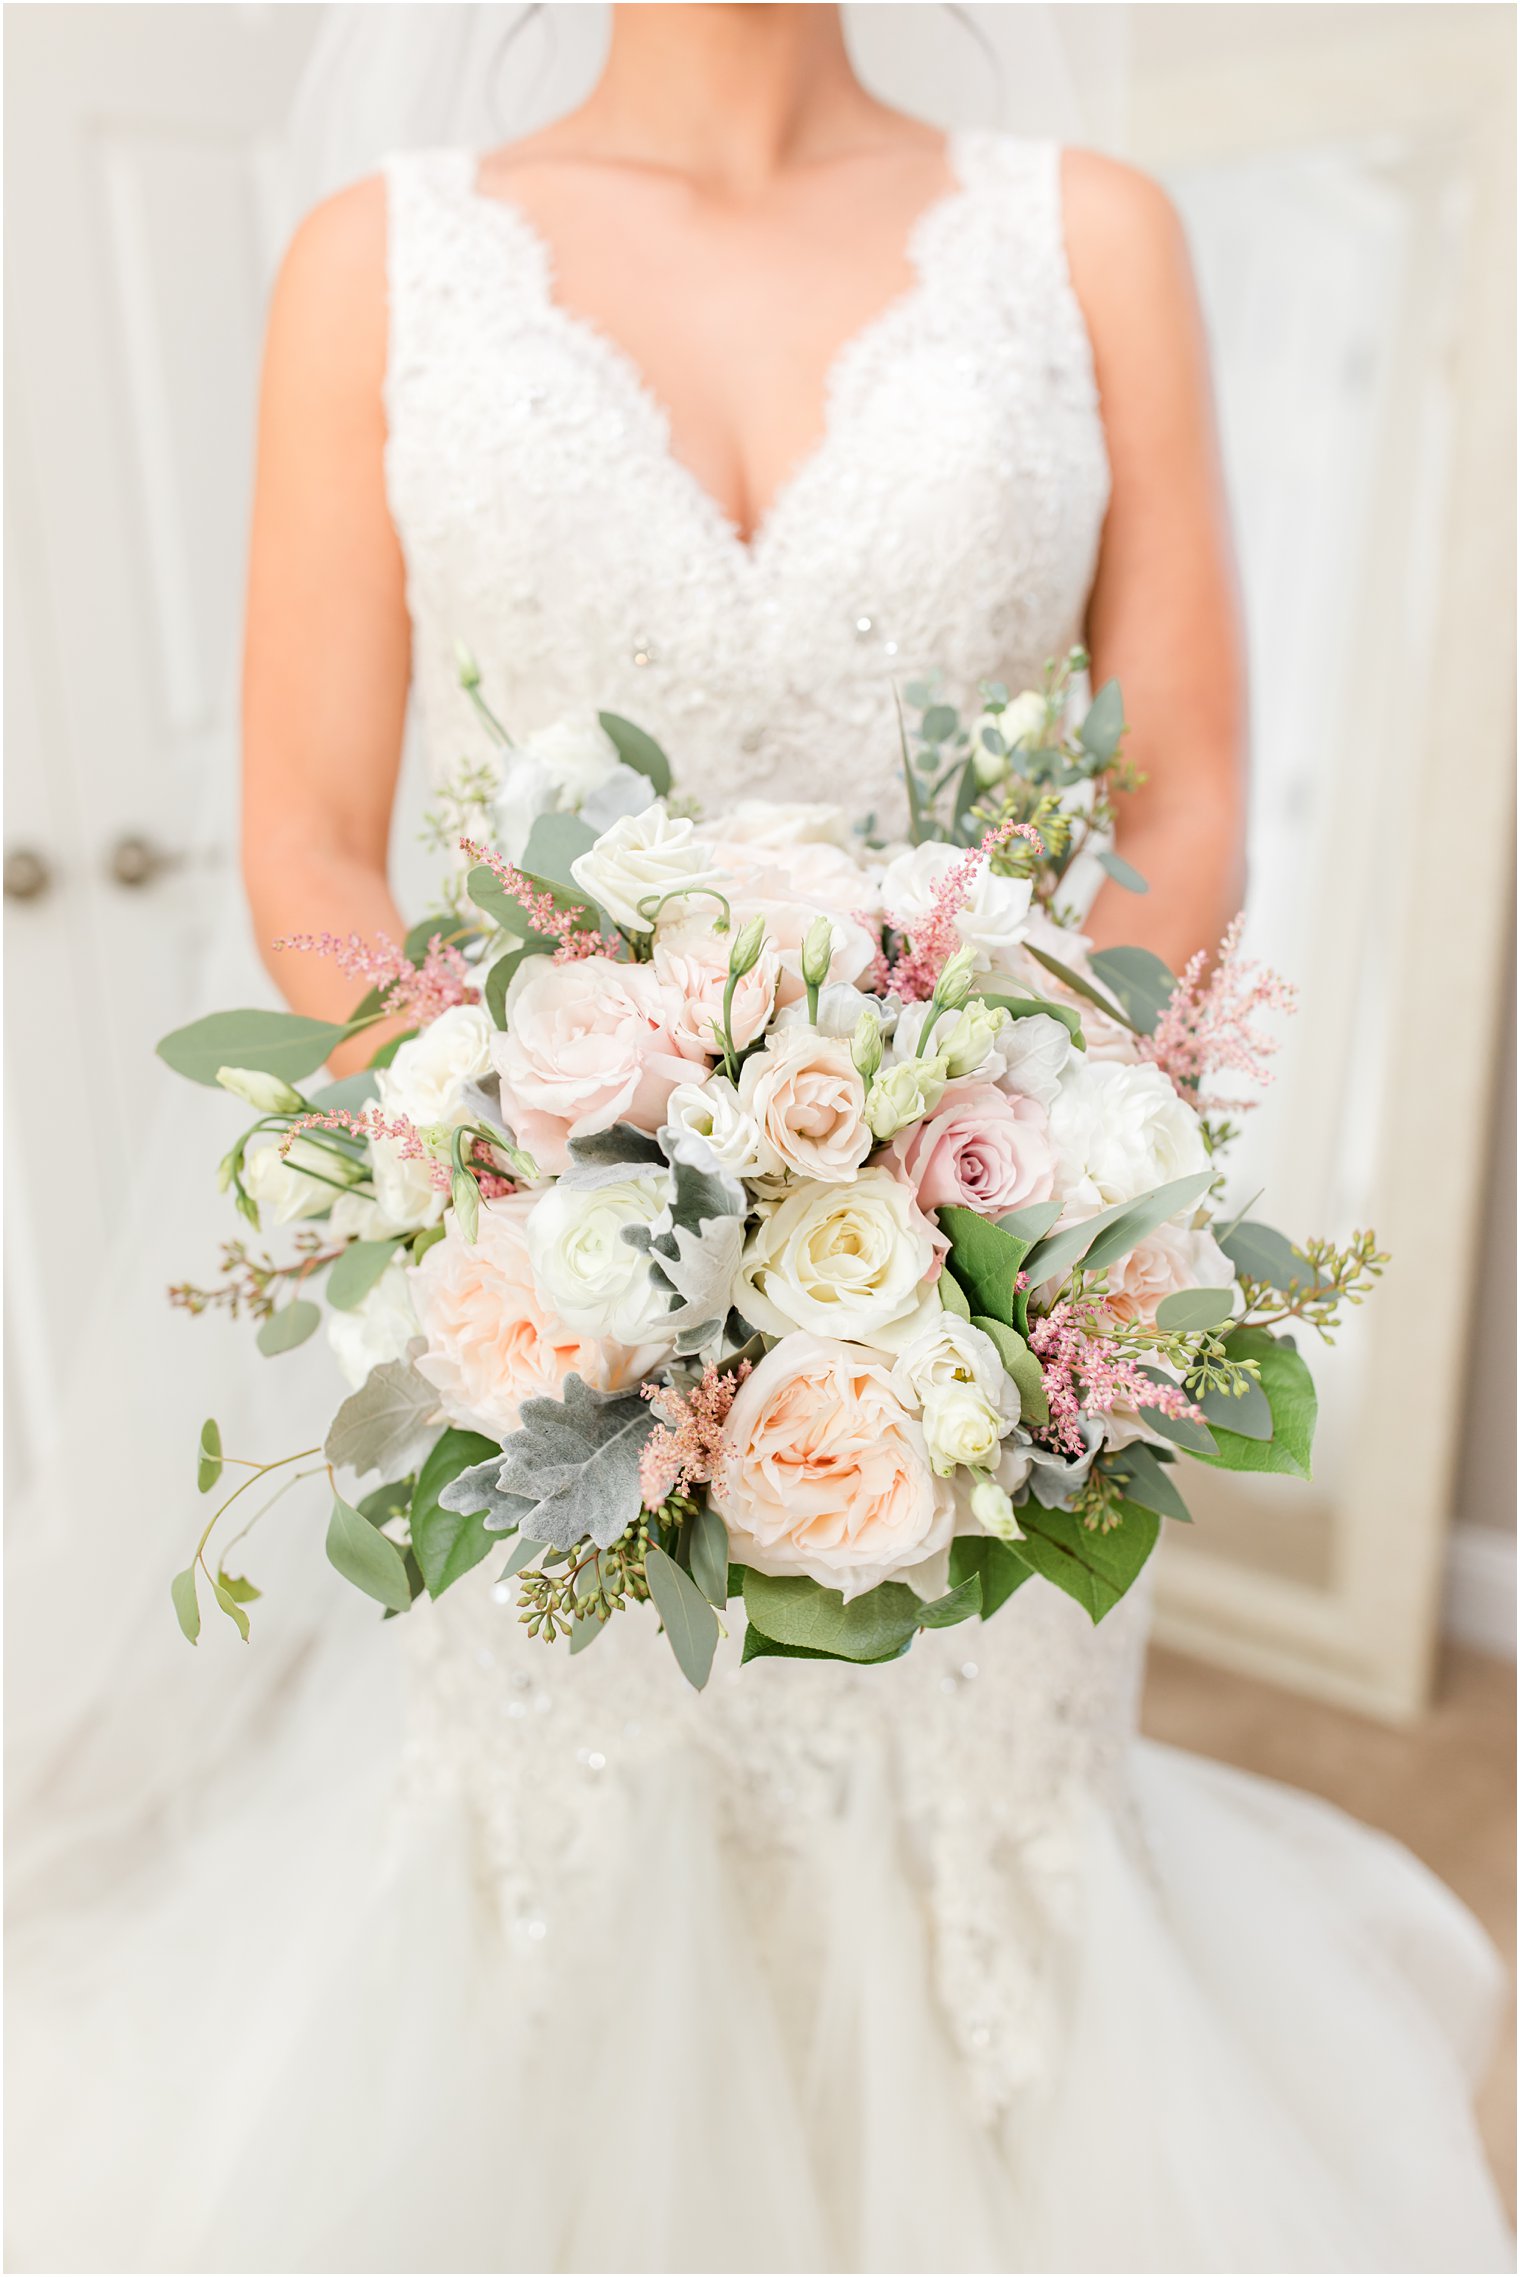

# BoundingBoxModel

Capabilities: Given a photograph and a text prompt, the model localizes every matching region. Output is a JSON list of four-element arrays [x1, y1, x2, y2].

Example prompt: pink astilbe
[[639, 1361, 752, 1509], [1144, 916, 1297, 1103], [279, 1105, 452, 1191], [1029, 1299, 1203, 1459], [273, 929, 476, 1028], [886, 819, 1043, 1002], [458, 838, 612, 961]]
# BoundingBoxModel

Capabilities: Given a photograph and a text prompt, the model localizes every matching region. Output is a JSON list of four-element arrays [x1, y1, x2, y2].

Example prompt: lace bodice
[[383, 130, 1110, 826], [383, 130, 1141, 2130]]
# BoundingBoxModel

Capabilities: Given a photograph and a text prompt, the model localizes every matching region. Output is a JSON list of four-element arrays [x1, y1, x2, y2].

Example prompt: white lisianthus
[[737, 1169, 942, 1346], [774, 981, 884, 1041], [879, 840, 1034, 972], [242, 1137, 361, 1226], [570, 806, 727, 934], [526, 1171, 674, 1347], [890, 1313, 1020, 1476], [864, 1053, 949, 1142], [326, 1259, 420, 1390], [1001, 689, 1049, 751], [329, 1189, 410, 1243], [487, 716, 628, 860], [369, 1134, 447, 1232], [996, 1011, 1074, 1110], [377, 1003, 496, 1128], [1047, 1060, 1209, 1214], [923, 998, 1011, 1082], [663, 1076, 771, 1178]]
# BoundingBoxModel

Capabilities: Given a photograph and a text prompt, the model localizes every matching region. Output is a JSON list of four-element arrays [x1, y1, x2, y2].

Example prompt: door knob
[[106, 832, 183, 889], [3, 846, 54, 902]]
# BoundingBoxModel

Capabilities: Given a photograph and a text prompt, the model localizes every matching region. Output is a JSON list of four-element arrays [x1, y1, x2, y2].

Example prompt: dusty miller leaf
[[491, 1374, 655, 1550]]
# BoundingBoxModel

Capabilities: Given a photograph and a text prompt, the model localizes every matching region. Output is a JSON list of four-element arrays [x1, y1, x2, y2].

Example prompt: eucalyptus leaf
[[1196, 1329, 1316, 1478], [309, 1070, 381, 1116], [976, 992, 1086, 1046], [1078, 677, 1125, 763], [1021, 945, 1138, 1033], [1139, 1368, 1219, 1456], [997, 1198, 1062, 1246], [497, 1535, 547, 1581], [1154, 1286, 1237, 1333], [485, 940, 553, 1028], [211, 1578, 252, 1641], [492, 1375, 655, 1550], [256, 1300, 321, 1357], [171, 1567, 201, 1645], [157, 1008, 349, 1088], [410, 1427, 500, 1597], [1197, 1374, 1274, 1440], [1025, 1172, 1214, 1290], [568, 1615, 605, 1655], [1087, 944, 1178, 1035], [1096, 848, 1149, 895], [687, 1503, 730, 1608], [1219, 1219, 1324, 1292], [325, 1358, 441, 1479], [520, 809, 598, 893], [597, 711, 673, 796], [358, 1475, 415, 1526], [215, 1570, 263, 1603], [325, 1492, 414, 1613], [1099, 1442, 1193, 1524], [326, 1239, 403, 1313], [1015, 1498, 1160, 1624], [196, 1418, 223, 1495], [644, 1543, 720, 1690]]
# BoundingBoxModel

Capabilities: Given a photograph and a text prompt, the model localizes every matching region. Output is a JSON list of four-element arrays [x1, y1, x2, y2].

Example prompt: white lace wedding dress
[[6, 130, 1510, 2275]]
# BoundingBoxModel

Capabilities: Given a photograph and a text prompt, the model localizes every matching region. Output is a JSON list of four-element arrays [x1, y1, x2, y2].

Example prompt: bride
[[7, 7, 1509, 2272]]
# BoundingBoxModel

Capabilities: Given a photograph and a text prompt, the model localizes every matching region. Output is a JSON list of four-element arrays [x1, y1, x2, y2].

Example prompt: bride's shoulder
[[265, 176, 388, 395], [1055, 150, 1199, 358]]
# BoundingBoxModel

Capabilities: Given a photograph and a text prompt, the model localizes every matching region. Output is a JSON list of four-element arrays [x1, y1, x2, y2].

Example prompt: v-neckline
[[460, 130, 975, 565]]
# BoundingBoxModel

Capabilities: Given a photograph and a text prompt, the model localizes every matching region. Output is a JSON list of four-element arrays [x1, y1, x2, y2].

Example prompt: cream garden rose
[[1047, 1060, 1209, 1214], [493, 955, 704, 1174], [737, 1168, 943, 1346], [411, 1194, 650, 1441], [737, 1027, 870, 1182], [714, 1334, 955, 1597], [569, 805, 727, 934], [525, 1170, 676, 1349]]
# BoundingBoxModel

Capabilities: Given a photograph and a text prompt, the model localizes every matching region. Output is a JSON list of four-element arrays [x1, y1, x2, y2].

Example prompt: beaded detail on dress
[[383, 127, 1131, 2128], [383, 129, 1110, 832]]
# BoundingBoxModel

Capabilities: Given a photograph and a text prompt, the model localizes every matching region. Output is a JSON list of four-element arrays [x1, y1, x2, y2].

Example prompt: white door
[[4, 3, 322, 1490]]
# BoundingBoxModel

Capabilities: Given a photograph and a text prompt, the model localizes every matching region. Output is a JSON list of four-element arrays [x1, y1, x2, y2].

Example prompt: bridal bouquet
[[161, 656, 1383, 1684]]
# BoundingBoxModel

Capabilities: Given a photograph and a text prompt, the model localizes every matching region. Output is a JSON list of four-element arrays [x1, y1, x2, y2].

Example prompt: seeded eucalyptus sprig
[[1239, 1231, 1388, 1343], [516, 1514, 656, 1642]]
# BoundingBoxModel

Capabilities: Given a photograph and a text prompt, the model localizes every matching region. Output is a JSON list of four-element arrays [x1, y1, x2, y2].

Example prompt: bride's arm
[[1064, 152, 1248, 973], [242, 177, 410, 1075]]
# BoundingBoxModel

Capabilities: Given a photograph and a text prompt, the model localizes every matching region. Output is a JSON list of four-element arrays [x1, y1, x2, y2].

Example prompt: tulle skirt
[[6, 1609, 1511, 2276]]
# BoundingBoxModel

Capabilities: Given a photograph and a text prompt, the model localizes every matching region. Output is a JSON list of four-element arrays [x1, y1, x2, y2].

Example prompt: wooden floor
[[1142, 1643, 1517, 2220]]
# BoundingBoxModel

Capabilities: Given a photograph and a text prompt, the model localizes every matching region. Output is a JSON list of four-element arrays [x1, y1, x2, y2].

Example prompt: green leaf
[[211, 1578, 252, 1640], [971, 1315, 1048, 1424], [196, 1417, 223, 1495], [1139, 1369, 1219, 1456], [367, 1028, 414, 1070], [485, 939, 552, 1028], [1022, 944, 1138, 1032], [255, 1299, 321, 1357], [1087, 945, 1178, 1035], [520, 809, 598, 893], [938, 1270, 972, 1320], [358, 1475, 415, 1526], [215, 1570, 263, 1603], [740, 1624, 912, 1664], [568, 1615, 604, 1655], [467, 863, 527, 932], [310, 1070, 380, 1116], [1219, 1219, 1323, 1292], [997, 1199, 1062, 1246], [326, 1239, 403, 1312], [1096, 848, 1149, 895], [325, 1493, 414, 1613], [1154, 1286, 1237, 1333], [1015, 1499, 1160, 1623], [1196, 1330, 1316, 1478], [645, 1543, 720, 1690], [1099, 1442, 1193, 1524], [1024, 1172, 1214, 1290], [920, 702, 959, 743], [498, 1535, 547, 1580], [939, 1206, 1033, 1327], [171, 1567, 201, 1645], [597, 711, 673, 796], [325, 1359, 441, 1479], [157, 1008, 349, 1088], [976, 992, 1086, 1046], [915, 1574, 983, 1628], [947, 1534, 1031, 1618], [1078, 677, 1126, 763], [742, 1570, 923, 1662], [687, 1504, 730, 1609], [410, 1428, 499, 1597], [1197, 1374, 1273, 1440]]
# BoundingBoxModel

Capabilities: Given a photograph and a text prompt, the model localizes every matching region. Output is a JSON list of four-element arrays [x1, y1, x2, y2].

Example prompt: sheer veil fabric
[[4, 10, 1512, 2274]]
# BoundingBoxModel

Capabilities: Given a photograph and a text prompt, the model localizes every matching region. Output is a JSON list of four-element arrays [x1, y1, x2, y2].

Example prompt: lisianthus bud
[[937, 998, 1010, 1081], [217, 1066, 305, 1115], [1001, 689, 1049, 752], [454, 639, 482, 691], [970, 1474, 1022, 1542], [865, 1053, 948, 1142], [216, 1148, 239, 1194], [850, 1008, 883, 1083], [970, 719, 1008, 787], [800, 914, 835, 990], [932, 945, 978, 1013], [727, 912, 767, 978]]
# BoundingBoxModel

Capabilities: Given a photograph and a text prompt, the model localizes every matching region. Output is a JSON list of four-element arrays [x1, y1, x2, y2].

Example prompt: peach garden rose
[[492, 954, 706, 1175], [713, 1333, 955, 1597]]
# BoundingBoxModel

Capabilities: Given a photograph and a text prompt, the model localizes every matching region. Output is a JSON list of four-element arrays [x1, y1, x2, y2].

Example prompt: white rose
[[991, 1012, 1075, 1111], [890, 1314, 1020, 1476], [570, 806, 727, 934], [879, 840, 1033, 971], [737, 1168, 942, 1346], [242, 1136, 361, 1226], [1048, 1060, 1209, 1214], [525, 1171, 674, 1347], [326, 1258, 420, 1390], [377, 1003, 495, 1128], [664, 1076, 771, 1178]]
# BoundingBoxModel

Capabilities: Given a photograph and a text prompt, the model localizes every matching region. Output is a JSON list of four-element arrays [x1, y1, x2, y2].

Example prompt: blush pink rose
[[738, 1028, 871, 1182], [887, 1082, 1056, 1215], [714, 1334, 955, 1598], [410, 1195, 656, 1442], [492, 955, 705, 1174]]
